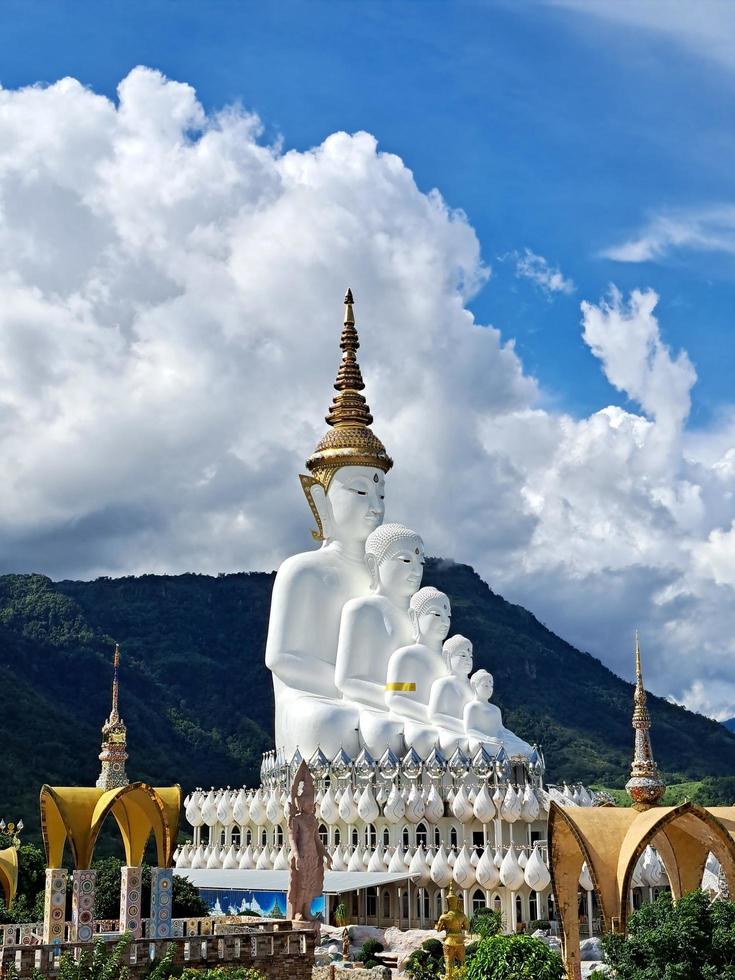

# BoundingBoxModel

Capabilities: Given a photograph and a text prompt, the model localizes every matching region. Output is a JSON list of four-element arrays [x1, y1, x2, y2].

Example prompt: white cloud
[[1, 68, 735, 721], [551, 0, 735, 75], [512, 248, 575, 296], [603, 206, 735, 263]]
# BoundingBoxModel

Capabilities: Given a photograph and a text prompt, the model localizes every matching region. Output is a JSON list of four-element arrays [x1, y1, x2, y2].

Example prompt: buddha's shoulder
[[389, 643, 426, 664], [341, 593, 387, 619], [272, 550, 334, 589]]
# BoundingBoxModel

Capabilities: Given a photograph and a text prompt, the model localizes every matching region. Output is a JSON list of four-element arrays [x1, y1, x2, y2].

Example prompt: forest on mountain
[[1, 560, 734, 844]]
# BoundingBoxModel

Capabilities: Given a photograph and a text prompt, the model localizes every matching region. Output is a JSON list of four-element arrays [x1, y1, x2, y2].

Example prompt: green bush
[[465, 941, 479, 961], [179, 969, 266, 980], [420, 937, 444, 960], [356, 938, 384, 963], [601, 889, 735, 980], [470, 907, 503, 939], [404, 947, 443, 980], [529, 919, 550, 933], [465, 934, 565, 980]]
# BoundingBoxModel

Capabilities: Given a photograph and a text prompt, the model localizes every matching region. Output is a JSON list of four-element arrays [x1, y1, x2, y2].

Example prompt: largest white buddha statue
[[265, 291, 392, 760]]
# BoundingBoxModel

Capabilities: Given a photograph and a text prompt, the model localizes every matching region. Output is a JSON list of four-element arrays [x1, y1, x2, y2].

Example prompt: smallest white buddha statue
[[427, 634, 474, 756], [385, 587, 451, 758], [464, 669, 534, 758]]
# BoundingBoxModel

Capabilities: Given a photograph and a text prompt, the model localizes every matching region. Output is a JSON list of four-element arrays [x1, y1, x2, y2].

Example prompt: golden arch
[[40, 782, 181, 870], [549, 801, 735, 980], [0, 845, 18, 908]]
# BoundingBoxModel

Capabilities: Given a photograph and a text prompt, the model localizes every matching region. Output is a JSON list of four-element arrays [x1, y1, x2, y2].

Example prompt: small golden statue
[[436, 882, 470, 978]]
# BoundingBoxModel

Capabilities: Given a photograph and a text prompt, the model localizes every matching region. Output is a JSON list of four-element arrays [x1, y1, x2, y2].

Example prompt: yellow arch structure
[[549, 801, 735, 980], [40, 782, 181, 870], [0, 845, 18, 908]]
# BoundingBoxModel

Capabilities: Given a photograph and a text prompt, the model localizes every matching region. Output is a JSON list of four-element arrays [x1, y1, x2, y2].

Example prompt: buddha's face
[[378, 541, 425, 599], [450, 641, 473, 677], [325, 466, 386, 543], [417, 601, 451, 644], [475, 675, 494, 701]]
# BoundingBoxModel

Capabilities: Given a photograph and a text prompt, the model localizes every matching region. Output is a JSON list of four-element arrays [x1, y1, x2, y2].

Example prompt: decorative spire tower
[[96, 644, 129, 790], [299, 289, 393, 539], [625, 632, 665, 811]]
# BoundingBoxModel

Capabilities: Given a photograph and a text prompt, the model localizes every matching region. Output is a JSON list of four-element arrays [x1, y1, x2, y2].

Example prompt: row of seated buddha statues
[[265, 290, 533, 763]]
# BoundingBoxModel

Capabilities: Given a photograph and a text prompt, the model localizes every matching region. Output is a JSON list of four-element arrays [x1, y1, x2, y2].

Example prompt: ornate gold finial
[[96, 643, 129, 790], [625, 632, 665, 811], [300, 289, 393, 539]]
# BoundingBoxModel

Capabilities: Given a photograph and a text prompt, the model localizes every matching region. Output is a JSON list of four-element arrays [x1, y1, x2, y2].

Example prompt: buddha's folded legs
[[278, 693, 360, 759], [358, 707, 404, 757]]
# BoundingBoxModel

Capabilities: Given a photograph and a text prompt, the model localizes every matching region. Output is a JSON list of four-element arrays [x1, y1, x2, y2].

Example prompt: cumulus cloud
[[1, 68, 735, 720], [511, 248, 575, 296], [603, 206, 735, 262]]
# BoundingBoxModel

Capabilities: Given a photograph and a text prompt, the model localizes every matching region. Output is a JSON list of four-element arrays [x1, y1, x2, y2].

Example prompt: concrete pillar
[[119, 866, 144, 938], [150, 867, 174, 939], [42, 868, 68, 945], [71, 869, 97, 943]]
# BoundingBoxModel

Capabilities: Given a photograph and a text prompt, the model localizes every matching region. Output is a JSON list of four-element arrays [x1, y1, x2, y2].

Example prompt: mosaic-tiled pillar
[[119, 866, 143, 938], [149, 868, 174, 939], [71, 870, 97, 942], [42, 868, 68, 945]]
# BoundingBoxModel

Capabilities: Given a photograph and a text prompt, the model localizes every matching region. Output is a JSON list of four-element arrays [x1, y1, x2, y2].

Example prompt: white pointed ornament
[[185, 792, 204, 828], [238, 844, 255, 870], [451, 785, 474, 824], [339, 787, 359, 824], [331, 845, 348, 872], [249, 790, 266, 825], [265, 788, 281, 825], [223, 844, 239, 869], [524, 844, 551, 891], [232, 789, 248, 825], [389, 844, 406, 874], [256, 846, 273, 870], [368, 843, 387, 873], [473, 783, 496, 824], [424, 783, 444, 823], [494, 849, 503, 869], [406, 783, 426, 823], [500, 784, 522, 823], [476, 847, 500, 889], [579, 861, 594, 891], [358, 783, 380, 823], [430, 844, 452, 889], [217, 789, 235, 826], [500, 844, 524, 891], [409, 845, 431, 887], [191, 844, 206, 869], [348, 845, 365, 873], [207, 846, 222, 869], [453, 844, 477, 890], [383, 783, 405, 823], [518, 849, 528, 869], [492, 785, 504, 813], [319, 785, 339, 824], [201, 790, 218, 827], [521, 783, 540, 823], [448, 849, 456, 868]]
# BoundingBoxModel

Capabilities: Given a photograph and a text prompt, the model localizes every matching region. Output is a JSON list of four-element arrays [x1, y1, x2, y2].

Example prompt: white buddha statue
[[384, 587, 451, 758], [427, 635, 474, 755], [335, 522, 425, 757], [265, 291, 393, 760], [464, 669, 534, 758]]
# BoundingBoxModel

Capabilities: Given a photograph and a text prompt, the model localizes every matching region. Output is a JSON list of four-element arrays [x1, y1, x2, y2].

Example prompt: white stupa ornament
[[405, 783, 426, 823], [501, 784, 522, 822], [319, 785, 339, 824], [358, 784, 380, 823], [430, 845, 452, 889], [473, 783, 496, 823], [521, 783, 540, 822], [524, 845, 551, 891], [232, 789, 248, 825], [409, 845, 431, 887], [476, 847, 501, 888], [451, 785, 474, 824], [238, 845, 255, 870], [452, 844, 476, 890], [500, 845, 524, 891]]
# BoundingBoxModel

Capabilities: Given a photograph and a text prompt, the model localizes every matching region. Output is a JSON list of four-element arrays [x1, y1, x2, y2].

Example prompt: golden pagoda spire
[[96, 643, 129, 790], [625, 631, 665, 811], [325, 289, 374, 428], [300, 289, 393, 538]]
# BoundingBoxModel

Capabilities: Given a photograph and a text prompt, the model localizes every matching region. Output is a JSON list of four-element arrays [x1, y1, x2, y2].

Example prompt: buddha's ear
[[299, 475, 331, 541], [408, 607, 420, 641], [365, 552, 381, 592]]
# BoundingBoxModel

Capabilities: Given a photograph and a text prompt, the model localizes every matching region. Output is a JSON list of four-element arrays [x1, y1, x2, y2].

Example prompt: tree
[[92, 858, 208, 921], [465, 934, 565, 980], [470, 907, 504, 939], [0, 833, 48, 923], [602, 889, 735, 980]]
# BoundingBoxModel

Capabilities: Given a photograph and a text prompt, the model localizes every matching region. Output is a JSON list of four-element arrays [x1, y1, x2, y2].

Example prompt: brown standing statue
[[287, 759, 331, 922]]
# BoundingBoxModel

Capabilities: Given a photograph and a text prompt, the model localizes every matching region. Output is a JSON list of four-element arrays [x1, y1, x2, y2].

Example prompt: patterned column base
[[71, 869, 97, 942], [42, 868, 68, 945], [119, 866, 144, 938], [150, 868, 174, 939]]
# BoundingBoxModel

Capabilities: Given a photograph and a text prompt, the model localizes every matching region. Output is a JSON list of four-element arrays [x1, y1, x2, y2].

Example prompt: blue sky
[[1, 0, 733, 422]]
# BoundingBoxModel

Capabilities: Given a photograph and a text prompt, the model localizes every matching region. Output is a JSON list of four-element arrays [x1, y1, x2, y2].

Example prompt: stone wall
[[313, 968, 391, 980], [0, 927, 316, 979]]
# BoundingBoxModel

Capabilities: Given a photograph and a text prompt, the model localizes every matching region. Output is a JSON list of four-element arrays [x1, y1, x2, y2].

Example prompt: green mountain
[[724, 719, 735, 734], [1, 561, 734, 844]]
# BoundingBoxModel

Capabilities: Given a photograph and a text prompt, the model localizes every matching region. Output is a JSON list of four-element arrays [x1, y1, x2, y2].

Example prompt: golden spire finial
[[96, 642, 129, 790], [300, 289, 393, 538], [110, 643, 121, 722], [625, 631, 665, 811], [325, 289, 374, 428]]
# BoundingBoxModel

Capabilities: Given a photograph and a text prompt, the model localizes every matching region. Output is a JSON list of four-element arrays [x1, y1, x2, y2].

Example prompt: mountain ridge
[[1, 560, 734, 843]]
